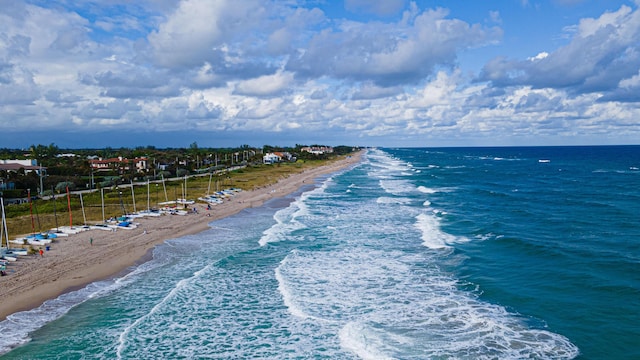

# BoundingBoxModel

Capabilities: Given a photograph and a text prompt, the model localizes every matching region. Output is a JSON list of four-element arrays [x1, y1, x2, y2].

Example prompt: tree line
[[0, 143, 356, 199]]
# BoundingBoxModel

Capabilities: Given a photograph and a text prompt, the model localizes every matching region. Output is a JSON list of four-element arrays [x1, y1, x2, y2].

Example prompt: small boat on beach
[[56, 226, 89, 235], [10, 238, 50, 246], [159, 207, 188, 216], [198, 195, 223, 205], [48, 230, 69, 237], [1, 254, 17, 262], [3, 248, 27, 257], [90, 224, 113, 231], [105, 215, 139, 230], [137, 209, 162, 217], [176, 198, 195, 205]]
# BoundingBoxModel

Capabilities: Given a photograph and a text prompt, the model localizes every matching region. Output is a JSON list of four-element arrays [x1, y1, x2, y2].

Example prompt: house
[[263, 152, 295, 164], [89, 157, 149, 173], [275, 152, 295, 161], [301, 146, 334, 155], [0, 159, 44, 174], [263, 153, 281, 164]]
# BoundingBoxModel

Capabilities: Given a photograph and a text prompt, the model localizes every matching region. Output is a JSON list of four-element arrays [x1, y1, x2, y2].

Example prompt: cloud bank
[[0, 0, 639, 147]]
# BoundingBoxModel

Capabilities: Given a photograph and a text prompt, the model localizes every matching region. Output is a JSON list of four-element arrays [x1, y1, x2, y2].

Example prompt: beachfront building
[[89, 156, 149, 173], [0, 159, 44, 174], [263, 152, 294, 164], [263, 153, 281, 164], [301, 146, 334, 155]]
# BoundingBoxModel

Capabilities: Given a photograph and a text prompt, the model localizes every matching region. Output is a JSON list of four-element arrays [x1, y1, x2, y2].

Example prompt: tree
[[55, 181, 75, 193]]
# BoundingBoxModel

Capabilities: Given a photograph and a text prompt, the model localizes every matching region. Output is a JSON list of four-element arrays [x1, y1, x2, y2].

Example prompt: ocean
[[0, 146, 638, 359]]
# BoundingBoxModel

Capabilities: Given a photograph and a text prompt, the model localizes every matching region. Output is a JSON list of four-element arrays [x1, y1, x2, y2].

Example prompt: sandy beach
[[0, 152, 362, 321]]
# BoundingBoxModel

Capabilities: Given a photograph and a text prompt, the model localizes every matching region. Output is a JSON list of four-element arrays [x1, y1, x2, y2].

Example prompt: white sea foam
[[1, 147, 582, 358], [0, 279, 117, 355], [275, 254, 313, 320], [367, 149, 413, 176], [414, 213, 459, 249], [379, 179, 415, 195], [417, 185, 438, 194], [0, 254, 171, 357], [376, 196, 411, 204], [116, 263, 213, 359], [258, 200, 304, 246], [339, 322, 395, 360], [277, 237, 578, 359], [258, 177, 332, 246]]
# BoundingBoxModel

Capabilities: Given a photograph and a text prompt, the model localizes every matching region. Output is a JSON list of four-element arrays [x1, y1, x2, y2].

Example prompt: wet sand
[[0, 152, 362, 320]]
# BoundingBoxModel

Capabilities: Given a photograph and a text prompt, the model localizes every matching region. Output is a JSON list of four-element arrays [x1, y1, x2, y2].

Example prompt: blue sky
[[1, 0, 639, 148]]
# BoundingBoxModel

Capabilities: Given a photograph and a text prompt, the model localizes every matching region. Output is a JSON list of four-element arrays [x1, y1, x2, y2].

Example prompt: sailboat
[[176, 175, 195, 205], [90, 188, 112, 231], [137, 180, 161, 217], [1, 198, 27, 261], [55, 186, 89, 234]]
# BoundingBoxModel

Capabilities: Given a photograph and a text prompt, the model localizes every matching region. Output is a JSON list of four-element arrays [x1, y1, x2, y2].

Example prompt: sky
[[1, 0, 640, 149]]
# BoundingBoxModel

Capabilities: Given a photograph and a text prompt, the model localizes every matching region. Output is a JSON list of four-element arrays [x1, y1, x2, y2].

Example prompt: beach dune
[[0, 153, 361, 320]]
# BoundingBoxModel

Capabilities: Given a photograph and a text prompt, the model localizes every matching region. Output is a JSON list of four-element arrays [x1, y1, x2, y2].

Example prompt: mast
[[147, 180, 150, 211], [1, 198, 9, 249], [52, 186, 59, 232], [101, 188, 105, 223], [80, 193, 87, 225], [66, 186, 72, 227], [161, 174, 168, 202], [1, 198, 5, 248], [33, 196, 41, 232], [28, 189, 36, 234], [118, 190, 126, 215], [130, 180, 137, 213]]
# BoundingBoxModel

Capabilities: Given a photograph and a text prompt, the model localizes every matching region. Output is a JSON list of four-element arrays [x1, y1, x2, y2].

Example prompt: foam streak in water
[[115, 264, 212, 359], [415, 213, 459, 249]]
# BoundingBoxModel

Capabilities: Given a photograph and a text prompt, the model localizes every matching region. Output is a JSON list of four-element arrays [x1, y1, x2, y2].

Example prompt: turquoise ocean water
[[0, 146, 638, 359]]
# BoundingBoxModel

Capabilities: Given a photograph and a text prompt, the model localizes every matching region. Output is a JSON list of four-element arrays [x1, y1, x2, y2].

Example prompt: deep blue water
[[0, 146, 638, 359]]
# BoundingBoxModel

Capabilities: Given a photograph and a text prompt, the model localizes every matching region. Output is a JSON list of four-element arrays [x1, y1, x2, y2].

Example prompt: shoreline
[[0, 152, 362, 321]]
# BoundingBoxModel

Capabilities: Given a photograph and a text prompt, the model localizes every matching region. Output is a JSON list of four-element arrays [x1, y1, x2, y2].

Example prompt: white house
[[89, 157, 148, 172], [263, 153, 281, 164], [1, 159, 37, 166], [0, 159, 43, 174], [301, 146, 334, 155]]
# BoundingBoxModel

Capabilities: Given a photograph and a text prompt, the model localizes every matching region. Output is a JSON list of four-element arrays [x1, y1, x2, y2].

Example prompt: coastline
[[0, 152, 362, 321]]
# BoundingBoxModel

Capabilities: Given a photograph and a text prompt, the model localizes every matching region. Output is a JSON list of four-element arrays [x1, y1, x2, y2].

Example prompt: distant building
[[263, 153, 281, 164], [263, 152, 295, 164], [0, 159, 44, 174], [89, 157, 148, 173], [1, 159, 37, 166], [301, 146, 333, 155]]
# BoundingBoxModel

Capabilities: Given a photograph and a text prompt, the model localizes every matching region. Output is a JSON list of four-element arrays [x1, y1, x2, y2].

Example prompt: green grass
[[2, 157, 344, 237]]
